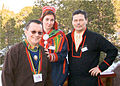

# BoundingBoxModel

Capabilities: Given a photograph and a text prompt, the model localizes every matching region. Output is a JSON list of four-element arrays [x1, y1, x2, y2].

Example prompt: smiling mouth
[[77, 26, 82, 28], [33, 37, 40, 40], [47, 25, 51, 27]]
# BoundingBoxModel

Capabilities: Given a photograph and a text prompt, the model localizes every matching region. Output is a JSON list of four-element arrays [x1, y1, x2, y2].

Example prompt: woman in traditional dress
[[39, 6, 68, 86]]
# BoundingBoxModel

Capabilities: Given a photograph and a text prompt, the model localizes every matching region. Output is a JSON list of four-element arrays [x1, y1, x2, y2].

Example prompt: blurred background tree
[[0, 0, 119, 64]]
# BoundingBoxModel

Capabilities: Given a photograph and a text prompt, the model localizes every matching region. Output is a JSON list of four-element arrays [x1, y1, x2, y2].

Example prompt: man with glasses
[[2, 20, 52, 86]]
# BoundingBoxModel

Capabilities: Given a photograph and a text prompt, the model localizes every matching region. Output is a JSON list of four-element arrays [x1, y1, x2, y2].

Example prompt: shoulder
[[11, 42, 24, 49], [55, 29, 67, 38], [57, 29, 65, 35], [66, 32, 71, 36], [9, 42, 25, 52], [86, 29, 104, 39]]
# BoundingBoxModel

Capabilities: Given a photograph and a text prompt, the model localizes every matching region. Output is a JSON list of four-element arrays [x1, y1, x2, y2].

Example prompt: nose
[[48, 20, 51, 24], [35, 33, 42, 38], [48, 19, 54, 25], [35, 33, 39, 36], [77, 21, 80, 25]]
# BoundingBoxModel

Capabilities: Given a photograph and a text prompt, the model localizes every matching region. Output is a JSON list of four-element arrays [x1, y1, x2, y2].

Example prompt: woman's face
[[42, 14, 55, 32]]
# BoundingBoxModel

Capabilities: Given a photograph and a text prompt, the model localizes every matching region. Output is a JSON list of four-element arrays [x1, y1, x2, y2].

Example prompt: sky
[[0, 0, 35, 13]]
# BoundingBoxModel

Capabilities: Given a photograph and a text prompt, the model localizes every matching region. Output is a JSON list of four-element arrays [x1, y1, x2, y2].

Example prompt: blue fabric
[[29, 49, 39, 73], [40, 29, 69, 86]]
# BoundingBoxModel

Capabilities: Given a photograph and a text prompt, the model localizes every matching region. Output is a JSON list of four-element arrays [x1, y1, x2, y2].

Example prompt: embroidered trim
[[25, 47, 42, 74], [63, 59, 66, 74], [72, 36, 86, 58], [71, 28, 87, 58], [103, 60, 110, 66]]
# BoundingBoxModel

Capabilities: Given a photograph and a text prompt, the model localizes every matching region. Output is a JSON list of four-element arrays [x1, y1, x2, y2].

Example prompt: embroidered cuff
[[49, 53, 58, 62]]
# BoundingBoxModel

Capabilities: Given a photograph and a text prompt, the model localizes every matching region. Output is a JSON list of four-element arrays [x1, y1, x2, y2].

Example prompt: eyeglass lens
[[31, 31, 43, 35]]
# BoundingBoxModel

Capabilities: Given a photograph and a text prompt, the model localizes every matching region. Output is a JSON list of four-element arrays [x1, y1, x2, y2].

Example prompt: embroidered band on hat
[[42, 6, 56, 14]]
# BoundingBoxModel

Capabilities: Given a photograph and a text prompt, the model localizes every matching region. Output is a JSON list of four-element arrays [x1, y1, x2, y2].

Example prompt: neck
[[28, 43, 39, 50], [75, 28, 86, 35], [44, 28, 52, 33], [31, 43, 38, 47], [24, 39, 39, 48], [27, 40, 38, 47]]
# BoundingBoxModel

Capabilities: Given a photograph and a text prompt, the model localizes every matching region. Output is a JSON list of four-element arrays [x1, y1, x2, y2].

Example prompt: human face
[[25, 22, 43, 46], [72, 14, 88, 32], [42, 14, 55, 33]]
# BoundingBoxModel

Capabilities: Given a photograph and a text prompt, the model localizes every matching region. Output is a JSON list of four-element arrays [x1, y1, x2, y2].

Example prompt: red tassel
[[54, 21, 58, 30], [39, 18, 42, 21]]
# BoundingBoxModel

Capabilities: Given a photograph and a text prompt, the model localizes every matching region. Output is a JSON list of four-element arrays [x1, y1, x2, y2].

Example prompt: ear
[[24, 29, 28, 37], [72, 20, 74, 25], [85, 18, 88, 24]]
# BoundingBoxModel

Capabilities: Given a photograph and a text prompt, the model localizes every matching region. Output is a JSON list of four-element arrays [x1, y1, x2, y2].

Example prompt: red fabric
[[98, 76, 104, 86], [39, 17, 42, 22], [42, 6, 56, 14], [63, 59, 66, 74], [53, 21, 58, 30], [54, 53, 58, 62]]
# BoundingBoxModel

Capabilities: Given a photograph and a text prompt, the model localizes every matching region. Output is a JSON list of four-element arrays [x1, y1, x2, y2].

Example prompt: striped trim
[[54, 53, 58, 62], [66, 35, 70, 51], [25, 47, 34, 73], [98, 76, 104, 86], [63, 59, 66, 74], [25, 47, 42, 74], [72, 36, 86, 58], [42, 6, 55, 14], [71, 28, 87, 58], [103, 60, 110, 66], [59, 35, 65, 52]]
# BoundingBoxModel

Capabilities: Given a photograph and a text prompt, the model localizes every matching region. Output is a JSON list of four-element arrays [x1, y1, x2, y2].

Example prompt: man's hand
[[89, 66, 101, 76]]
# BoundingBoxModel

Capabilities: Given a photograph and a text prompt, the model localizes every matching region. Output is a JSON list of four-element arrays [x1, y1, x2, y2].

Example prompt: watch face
[[43, 34, 49, 40]]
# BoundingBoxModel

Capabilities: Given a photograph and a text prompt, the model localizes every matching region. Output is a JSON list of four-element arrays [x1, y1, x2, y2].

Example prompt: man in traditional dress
[[2, 20, 52, 86], [66, 10, 118, 86]]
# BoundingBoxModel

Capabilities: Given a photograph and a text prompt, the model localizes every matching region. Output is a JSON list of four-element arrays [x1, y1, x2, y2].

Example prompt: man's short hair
[[72, 10, 87, 20], [25, 20, 42, 30]]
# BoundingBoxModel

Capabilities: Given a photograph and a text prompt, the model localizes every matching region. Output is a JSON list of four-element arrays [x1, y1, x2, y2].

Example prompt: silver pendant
[[44, 41, 48, 45], [43, 34, 49, 40]]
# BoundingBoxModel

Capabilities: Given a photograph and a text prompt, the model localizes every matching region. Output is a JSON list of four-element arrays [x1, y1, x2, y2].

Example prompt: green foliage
[[32, 0, 117, 63], [0, 13, 2, 49], [25, 6, 42, 23], [1, 18, 16, 48], [0, 9, 16, 49], [56, 0, 116, 36], [0, 0, 117, 50]]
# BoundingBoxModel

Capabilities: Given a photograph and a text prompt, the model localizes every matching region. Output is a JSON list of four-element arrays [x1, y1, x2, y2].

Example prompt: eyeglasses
[[31, 31, 43, 35]]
